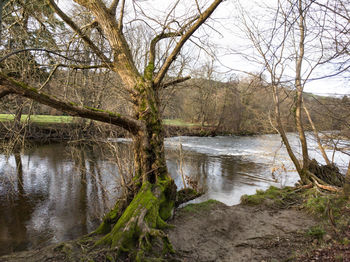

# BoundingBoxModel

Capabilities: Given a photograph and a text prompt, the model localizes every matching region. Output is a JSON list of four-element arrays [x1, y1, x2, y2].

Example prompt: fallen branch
[[314, 180, 341, 192]]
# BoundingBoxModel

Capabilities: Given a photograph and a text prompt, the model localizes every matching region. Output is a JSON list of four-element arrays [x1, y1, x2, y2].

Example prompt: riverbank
[[168, 187, 350, 261], [0, 121, 259, 143], [1, 186, 349, 261]]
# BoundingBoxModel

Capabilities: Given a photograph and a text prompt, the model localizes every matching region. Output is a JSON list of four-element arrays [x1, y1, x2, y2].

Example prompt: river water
[[0, 134, 349, 255]]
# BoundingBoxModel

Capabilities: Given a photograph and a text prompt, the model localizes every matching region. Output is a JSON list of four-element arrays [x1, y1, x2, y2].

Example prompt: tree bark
[[1, 0, 223, 259], [303, 102, 331, 165], [94, 80, 177, 258], [344, 161, 350, 197], [294, 0, 309, 173], [272, 85, 302, 175]]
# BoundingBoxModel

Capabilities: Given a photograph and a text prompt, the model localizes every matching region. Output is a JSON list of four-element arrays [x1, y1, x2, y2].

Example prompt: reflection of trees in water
[[0, 152, 44, 255], [0, 142, 127, 255], [0, 139, 285, 255], [68, 143, 119, 235], [166, 149, 268, 195], [166, 150, 210, 191]]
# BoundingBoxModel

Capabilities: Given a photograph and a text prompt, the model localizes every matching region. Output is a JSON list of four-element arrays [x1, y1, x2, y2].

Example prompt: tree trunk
[[343, 161, 350, 197], [1, 0, 224, 258], [94, 81, 177, 259], [295, 89, 309, 171], [294, 0, 309, 173], [272, 85, 302, 175], [303, 102, 331, 165]]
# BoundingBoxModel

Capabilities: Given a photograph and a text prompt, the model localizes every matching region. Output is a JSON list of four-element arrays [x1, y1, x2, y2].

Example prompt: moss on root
[[94, 200, 125, 235], [175, 188, 203, 207], [96, 180, 175, 261]]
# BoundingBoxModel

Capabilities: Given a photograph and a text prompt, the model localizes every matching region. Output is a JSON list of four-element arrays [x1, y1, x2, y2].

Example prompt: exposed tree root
[[95, 180, 176, 261], [300, 183, 313, 189], [308, 159, 345, 187], [314, 180, 341, 192], [175, 188, 203, 207], [93, 190, 134, 235], [298, 159, 345, 193]]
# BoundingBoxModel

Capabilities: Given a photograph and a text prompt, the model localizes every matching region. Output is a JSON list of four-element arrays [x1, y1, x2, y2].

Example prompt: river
[[0, 134, 349, 255]]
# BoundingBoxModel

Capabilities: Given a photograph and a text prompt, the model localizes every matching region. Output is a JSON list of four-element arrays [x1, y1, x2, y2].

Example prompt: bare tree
[[236, 0, 346, 189], [0, 0, 223, 258]]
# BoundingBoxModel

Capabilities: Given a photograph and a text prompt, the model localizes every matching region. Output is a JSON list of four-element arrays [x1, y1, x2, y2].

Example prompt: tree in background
[[0, 0, 65, 146], [236, 0, 349, 189]]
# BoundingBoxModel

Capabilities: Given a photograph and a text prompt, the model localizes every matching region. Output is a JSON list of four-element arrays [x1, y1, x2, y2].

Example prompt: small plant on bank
[[306, 226, 326, 240]]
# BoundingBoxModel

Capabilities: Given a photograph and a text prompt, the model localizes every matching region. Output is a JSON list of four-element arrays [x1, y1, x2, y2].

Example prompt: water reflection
[[166, 150, 280, 205], [0, 134, 349, 256], [0, 143, 119, 255]]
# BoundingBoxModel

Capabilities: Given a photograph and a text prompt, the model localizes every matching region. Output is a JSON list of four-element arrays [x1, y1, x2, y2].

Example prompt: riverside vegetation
[[1, 185, 350, 261]]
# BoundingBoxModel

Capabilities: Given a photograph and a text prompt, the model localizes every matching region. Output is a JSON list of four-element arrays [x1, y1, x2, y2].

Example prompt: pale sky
[[57, 0, 349, 97]]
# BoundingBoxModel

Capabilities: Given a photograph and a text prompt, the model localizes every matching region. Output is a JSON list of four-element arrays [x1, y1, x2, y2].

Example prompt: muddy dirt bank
[[167, 200, 317, 262], [0, 199, 321, 262]]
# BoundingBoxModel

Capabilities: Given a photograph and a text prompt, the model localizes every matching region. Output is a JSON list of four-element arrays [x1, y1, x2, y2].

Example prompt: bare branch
[[47, 0, 111, 64], [154, 0, 223, 87], [109, 0, 120, 16], [314, 1, 349, 21], [0, 48, 84, 63], [118, 0, 126, 31], [40, 64, 60, 90], [161, 76, 191, 89], [149, 32, 182, 68], [0, 73, 142, 134]]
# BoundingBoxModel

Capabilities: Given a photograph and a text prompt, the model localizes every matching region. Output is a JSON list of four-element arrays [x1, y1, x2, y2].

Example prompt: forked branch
[[154, 0, 223, 86], [109, 0, 120, 16], [47, 0, 111, 64]]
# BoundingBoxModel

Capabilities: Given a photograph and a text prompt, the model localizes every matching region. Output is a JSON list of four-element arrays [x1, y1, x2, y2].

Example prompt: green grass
[[0, 115, 197, 126], [240, 186, 296, 207], [0, 114, 73, 124], [162, 119, 199, 127], [306, 226, 326, 240], [181, 199, 220, 213]]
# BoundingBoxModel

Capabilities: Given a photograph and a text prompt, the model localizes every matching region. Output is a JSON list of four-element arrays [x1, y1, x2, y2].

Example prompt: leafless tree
[[0, 0, 223, 258], [236, 0, 347, 189]]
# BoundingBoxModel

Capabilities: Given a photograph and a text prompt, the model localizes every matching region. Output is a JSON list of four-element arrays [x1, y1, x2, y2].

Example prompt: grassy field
[[162, 119, 199, 127], [0, 114, 198, 127], [0, 114, 73, 124]]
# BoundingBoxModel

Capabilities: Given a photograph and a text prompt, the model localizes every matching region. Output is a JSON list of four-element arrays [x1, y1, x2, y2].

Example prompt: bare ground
[[167, 201, 318, 262], [0, 200, 336, 262]]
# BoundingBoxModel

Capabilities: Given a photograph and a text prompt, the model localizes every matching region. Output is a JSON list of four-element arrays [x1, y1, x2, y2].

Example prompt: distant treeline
[[161, 77, 350, 135], [1, 70, 349, 136]]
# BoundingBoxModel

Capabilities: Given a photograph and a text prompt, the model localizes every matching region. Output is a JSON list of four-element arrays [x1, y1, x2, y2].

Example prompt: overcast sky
[[58, 0, 349, 97]]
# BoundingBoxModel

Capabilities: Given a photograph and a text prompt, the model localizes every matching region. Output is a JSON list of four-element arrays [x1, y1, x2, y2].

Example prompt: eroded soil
[[0, 200, 337, 262], [167, 201, 318, 262]]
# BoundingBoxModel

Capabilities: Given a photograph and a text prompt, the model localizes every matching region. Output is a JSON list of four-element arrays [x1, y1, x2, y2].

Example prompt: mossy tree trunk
[[86, 79, 178, 259], [0, 0, 224, 258]]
